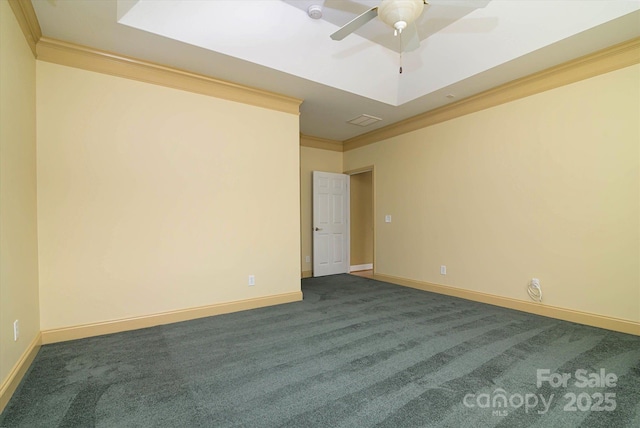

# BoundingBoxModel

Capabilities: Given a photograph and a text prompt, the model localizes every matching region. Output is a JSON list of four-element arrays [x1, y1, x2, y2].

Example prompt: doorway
[[348, 169, 374, 276]]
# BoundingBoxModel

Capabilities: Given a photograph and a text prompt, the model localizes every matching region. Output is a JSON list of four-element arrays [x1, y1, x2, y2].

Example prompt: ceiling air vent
[[347, 114, 382, 127]]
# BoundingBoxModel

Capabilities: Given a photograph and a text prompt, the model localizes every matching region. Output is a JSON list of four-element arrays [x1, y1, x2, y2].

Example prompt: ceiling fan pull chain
[[399, 32, 403, 74]]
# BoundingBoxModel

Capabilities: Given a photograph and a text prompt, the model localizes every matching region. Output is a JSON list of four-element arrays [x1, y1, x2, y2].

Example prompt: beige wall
[[344, 64, 640, 322], [300, 146, 343, 276], [0, 0, 40, 390], [350, 171, 373, 267], [36, 61, 301, 330]]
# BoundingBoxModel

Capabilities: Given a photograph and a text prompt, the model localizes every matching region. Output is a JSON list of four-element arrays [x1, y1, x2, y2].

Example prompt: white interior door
[[313, 171, 349, 277]]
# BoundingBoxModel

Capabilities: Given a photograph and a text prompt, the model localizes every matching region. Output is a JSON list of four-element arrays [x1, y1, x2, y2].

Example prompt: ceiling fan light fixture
[[378, 0, 424, 30]]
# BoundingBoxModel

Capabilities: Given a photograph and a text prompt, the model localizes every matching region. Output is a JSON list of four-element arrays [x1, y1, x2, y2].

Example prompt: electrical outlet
[[248, 275, 255, 286], [440, 265, 447, 275], [13, 320, 19, 341], [305, 256, 310, 263], [385, 215, 392, 223]]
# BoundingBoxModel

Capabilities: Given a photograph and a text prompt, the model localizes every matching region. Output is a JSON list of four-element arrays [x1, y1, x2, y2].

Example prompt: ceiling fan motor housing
[[378, 0, 425, 31]]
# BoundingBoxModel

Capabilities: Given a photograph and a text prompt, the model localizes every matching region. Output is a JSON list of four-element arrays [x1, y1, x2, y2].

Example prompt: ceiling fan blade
[[330, 7, 378, 41], [401, 23, 420, 52]]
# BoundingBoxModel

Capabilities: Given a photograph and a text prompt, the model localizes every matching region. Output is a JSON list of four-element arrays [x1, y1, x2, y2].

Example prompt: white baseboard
[[41, 291, 303, 344], [0, 333, 42, 413], [350, 264, 373, 272], [2, 292, 303, 411], [375, 273, 639, 336]]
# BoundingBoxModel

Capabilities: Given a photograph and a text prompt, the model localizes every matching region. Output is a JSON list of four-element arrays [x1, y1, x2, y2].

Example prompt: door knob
[[314, 227, 322, 231]]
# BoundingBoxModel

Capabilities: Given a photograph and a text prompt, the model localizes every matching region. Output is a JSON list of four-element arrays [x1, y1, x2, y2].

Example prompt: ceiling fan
[[330, 0, 428, 52]]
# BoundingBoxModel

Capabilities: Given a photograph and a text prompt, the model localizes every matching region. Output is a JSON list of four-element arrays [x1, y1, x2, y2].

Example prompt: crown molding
[[7, 0, 41, 56], [9, 1, 300, 114], [344, 37, 640, 151], [11, 0, 638, 146], [300, 134, 344, 152], [36, 37, 303, 115]]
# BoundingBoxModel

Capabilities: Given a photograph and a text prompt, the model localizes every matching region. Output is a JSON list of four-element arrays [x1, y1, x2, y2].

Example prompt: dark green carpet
[[1, 274, 639, 427]]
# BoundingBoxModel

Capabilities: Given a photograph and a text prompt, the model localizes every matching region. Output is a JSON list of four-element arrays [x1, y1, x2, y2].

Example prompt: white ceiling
[[32, 0, 640, 141]]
